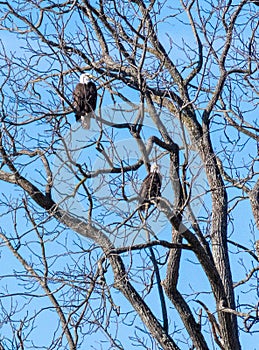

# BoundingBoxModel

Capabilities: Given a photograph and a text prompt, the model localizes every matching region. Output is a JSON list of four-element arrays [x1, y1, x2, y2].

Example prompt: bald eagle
[[73, 73, 97, 129], [139, 163, 162, 212]]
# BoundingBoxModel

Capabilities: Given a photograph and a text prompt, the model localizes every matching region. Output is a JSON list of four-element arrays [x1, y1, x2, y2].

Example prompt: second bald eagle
[[73, 73, 97, 129]]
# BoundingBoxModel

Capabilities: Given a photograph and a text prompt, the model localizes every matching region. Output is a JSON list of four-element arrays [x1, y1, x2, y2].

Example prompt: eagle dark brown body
[[73, 74, 97, 129], [139, 164, 162, 212]]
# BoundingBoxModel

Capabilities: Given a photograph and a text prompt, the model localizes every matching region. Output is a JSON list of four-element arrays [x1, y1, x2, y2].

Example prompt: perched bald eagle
[[139, 163, 162, 212], [73, 73, 97, 129]]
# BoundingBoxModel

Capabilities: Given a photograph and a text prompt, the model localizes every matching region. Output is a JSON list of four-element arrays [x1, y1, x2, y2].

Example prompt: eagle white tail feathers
[[81, 115, 91, 129], [81, 112, 95, 129]]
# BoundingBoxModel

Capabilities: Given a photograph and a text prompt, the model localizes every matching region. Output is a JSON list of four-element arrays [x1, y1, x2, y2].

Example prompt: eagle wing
[[86, 82, 97, 112], [73, 83, 87, 121]]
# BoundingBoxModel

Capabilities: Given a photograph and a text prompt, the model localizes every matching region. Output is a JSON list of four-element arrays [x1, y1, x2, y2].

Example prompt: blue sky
[[0, 1, 259, 349]]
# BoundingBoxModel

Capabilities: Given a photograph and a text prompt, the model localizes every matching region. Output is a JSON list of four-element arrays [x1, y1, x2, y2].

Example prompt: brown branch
[[0, 231, 76, 350], [195, 300, 224, 350], [108, 240, 192, 255]]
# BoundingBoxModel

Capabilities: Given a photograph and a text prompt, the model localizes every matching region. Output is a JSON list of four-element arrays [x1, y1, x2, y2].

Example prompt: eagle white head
[[150, 163, 160, 173], [80, 73, 90, 84]]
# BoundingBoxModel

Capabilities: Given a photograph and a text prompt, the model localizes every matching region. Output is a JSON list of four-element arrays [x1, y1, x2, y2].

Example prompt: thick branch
[[0, 169, 179, 350]]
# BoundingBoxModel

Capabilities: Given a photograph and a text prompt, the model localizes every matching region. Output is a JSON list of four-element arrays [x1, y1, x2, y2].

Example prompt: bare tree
[[0, 1, 259, 349]]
